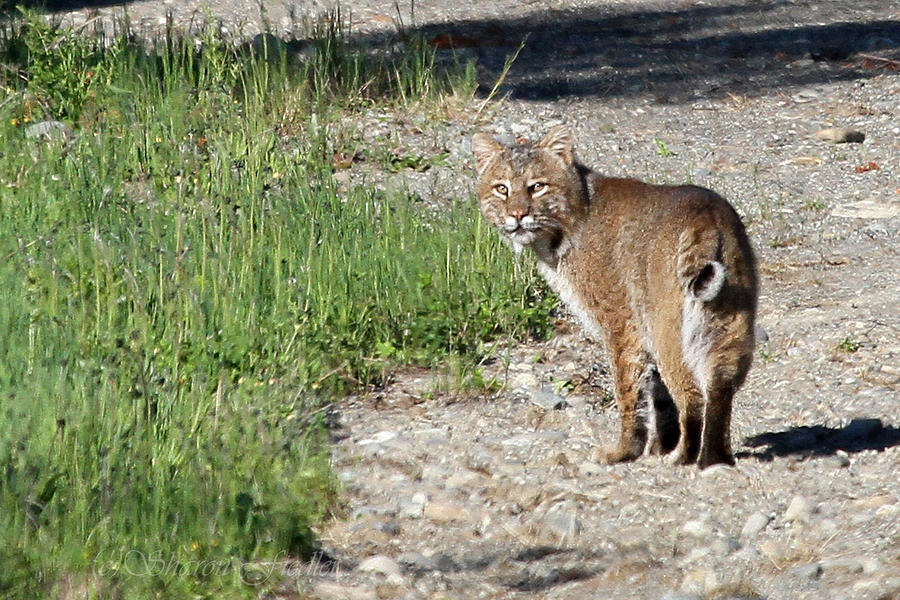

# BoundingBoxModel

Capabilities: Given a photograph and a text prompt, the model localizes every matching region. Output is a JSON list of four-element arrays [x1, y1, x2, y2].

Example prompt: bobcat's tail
[[676, 227, 725, 302], [678, 226, 727, 393]]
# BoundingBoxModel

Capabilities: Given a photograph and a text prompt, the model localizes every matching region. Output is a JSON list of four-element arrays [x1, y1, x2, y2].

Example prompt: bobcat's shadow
[[738, 418, 900, 462]]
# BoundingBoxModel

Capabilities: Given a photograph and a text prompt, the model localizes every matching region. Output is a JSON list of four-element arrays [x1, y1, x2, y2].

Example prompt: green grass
[[0, 11, 552, 599]]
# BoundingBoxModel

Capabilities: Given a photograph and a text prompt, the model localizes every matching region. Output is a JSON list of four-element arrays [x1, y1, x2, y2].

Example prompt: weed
[[654, 138, 676, 157], [837, 337, 861, 354], [0, 10, 548, 599]]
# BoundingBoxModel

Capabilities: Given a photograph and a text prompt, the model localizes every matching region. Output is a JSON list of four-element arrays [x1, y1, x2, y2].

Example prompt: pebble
[[824, 451, 851, 469], [511, 372, 538, 389], [682, 519, 715, 538], [578, 460, 605, 476], [820, 556, 864, 574], [784, 495, 815, 523], [423, 501, 467, 523], [357, 555, 403, 578], [530, 387, 568, 410], [814, 127, 865, 143], [540, 500, 583, 540], [312, 582, 377, 600], [445, 469, 485, 489], [788, 562, 822, 580], [740, 511, 771, 539]]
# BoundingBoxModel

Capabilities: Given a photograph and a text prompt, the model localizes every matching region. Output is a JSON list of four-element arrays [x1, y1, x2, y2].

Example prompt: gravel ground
[[52, 1, 900, 598]]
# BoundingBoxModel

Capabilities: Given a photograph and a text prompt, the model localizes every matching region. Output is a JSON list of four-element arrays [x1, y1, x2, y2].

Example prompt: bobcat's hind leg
[[639, 365, 679, 456], [594, 330, 648, 464], [654, 356, 704, 465], [698, 384, 735, 468]]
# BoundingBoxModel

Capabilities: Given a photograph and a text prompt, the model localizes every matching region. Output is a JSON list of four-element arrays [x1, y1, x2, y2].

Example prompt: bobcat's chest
[[537, 262, 606, 342]]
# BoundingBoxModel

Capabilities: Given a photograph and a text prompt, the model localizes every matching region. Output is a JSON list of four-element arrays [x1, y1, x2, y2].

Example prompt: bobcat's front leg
[[594, 332, 647, 464]]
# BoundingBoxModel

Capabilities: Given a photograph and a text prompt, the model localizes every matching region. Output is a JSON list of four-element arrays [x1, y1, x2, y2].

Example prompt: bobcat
[[472, 125, 758, 468]]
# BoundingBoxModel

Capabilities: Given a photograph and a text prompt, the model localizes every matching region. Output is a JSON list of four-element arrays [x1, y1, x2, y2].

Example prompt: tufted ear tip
[[472, 132, 502, 176], [539, 124, 573, 166]]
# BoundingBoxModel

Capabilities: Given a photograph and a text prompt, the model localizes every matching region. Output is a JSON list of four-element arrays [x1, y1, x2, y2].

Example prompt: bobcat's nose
[[509, 208, 529, 221]]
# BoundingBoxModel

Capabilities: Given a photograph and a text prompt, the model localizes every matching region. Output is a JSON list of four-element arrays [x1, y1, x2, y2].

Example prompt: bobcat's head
[[472, 125, 588, 253]]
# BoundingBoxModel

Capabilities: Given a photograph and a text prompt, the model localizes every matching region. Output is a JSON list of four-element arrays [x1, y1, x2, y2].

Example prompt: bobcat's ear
[[539, 125, 573, 166], [472, 133, 502, 177]]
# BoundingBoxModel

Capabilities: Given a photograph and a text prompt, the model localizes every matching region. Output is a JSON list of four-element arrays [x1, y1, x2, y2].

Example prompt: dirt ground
[[45, 1, 900, 598]]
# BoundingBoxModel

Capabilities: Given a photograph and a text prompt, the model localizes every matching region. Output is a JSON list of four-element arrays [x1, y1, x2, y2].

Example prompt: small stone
[[820, 556, 864, 574], [357, 555, 402, 578], [511, 371, 539, 389], [682, 519, 715, 538], [312, 582, 377, 600], [374, 520, 401, 536], [540, 500, 583, 540], [740, 511, 771, 539], [860, 557, 883, 575], [788, 562, 822, 580], [754, 325, 769, 344], [659, 593, 702, 600], [358, 431, 399, 445], [445, 469, 485, 489], [824, 450, 851, 469], [832, 201, 900, 219], [815, 127, 865, 143], [423, 501, 466, 523], [431, 553, 456, 572], [708, 535, 741, 556], [396, 551, 435, 572], [784, 495, 815, 523], [578, 460, 605, 476], [530, 387, 568, 410]]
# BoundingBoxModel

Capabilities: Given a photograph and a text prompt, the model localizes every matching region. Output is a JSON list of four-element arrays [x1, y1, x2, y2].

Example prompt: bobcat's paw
[[593, 444, 640, 465]]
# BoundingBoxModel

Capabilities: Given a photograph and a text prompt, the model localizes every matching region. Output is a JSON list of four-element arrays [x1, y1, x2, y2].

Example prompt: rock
[[831, 201, 900, 219], [824, 450, 851, 469], [540, 500, 582, 540], [358, 431, 399, 445], [659, 593, 702, 600], [815, 127, 865, 143], [24, 120, 73, 140], [374, 520, 401, 536], [398, 500, 424, 519], [430, 553, 456, 572], [396, 551, 436, 572], [578, 460, 605, 476], [858, 557, 883, 575], [682, 518, 715, 538], [312, 582, 377, 600], [788, 562, 822, 580], [708, 535, 741, 557], [740, 511, 771, 539], [784, 495, 815, 523], [423, 501, 467, 523], [464, 449, 494, 474], [820, 556, 864, 574], [511, 371, 539, 389], [445, 469, 485, 489], [357, 555, 403, 578], [530, 387, 568, 410]]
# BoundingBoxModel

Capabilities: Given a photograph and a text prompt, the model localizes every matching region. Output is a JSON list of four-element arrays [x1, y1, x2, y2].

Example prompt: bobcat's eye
[[493, 183, 508, 196], [529, 182, 547, 195]]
